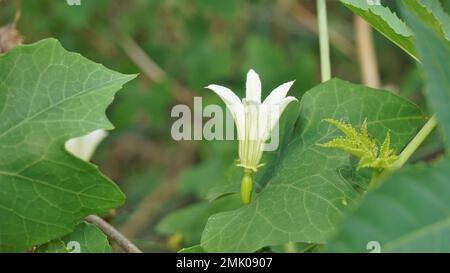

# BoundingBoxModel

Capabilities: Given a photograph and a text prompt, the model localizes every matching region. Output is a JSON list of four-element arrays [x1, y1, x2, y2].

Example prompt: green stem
[[317, 0, 331, 82], [371, 115, 438, 189], [368, 169, 382, 190], [391, 115, 438, 170], [240, 169, 253, 204]]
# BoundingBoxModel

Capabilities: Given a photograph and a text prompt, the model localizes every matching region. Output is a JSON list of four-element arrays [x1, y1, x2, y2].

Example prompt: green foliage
[[0, 39, 134, 252], [319, 119, 398, 170], [405, 4, 450, 148], [327, 157, 450, 252], [36, 222, 112, 253], [327, 4, 450, 253], [340, 0, 450, 60], [340, 0, 416, 59], [418, 0, 450, 40], [200, 79, 425, 252], [403, 0, 450, 41]]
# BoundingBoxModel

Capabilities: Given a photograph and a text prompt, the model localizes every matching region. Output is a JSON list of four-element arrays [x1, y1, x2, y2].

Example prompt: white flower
[[65, 129, 108, 161], [206, 69, 297, 172]]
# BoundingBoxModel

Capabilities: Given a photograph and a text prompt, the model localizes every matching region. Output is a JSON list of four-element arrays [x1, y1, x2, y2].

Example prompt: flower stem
[[317, 0, 331, 82], [240, 169, 253, 204], [370, 115, 438, 189]]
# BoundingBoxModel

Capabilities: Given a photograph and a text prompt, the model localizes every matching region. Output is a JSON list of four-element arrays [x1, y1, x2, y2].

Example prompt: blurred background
[[1, 0, 446, 252]]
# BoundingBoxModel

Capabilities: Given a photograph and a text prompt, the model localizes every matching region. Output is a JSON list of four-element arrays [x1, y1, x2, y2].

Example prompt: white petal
[[245, 69, 261, 103], [206, 84, 242, 108], [267, 96, 298, 132], [262, 80, 295, 107], [239, 99, 264, 170], [206, 84, 245, 141], [258, 104, 270, 141], [278, 96, 298, 111], [65, 129, 108, 161], [232, 103, 245, 142], [243, 99, 260, 141]]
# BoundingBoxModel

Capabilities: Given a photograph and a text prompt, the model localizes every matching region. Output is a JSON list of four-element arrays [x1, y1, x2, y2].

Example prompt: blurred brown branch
[[121, 37, 166, 82], [13, 0, 21, 26], [354, 16, 380, 88], [85, 215, 143, 253], [119, 34, 196, 106]]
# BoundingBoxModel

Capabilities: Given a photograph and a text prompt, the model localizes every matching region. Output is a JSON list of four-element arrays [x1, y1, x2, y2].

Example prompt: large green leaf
[[404, 4, 450, 148], [0, 39, 135, 252], [200, 79, 425, 252], [36, 222, 112, 253], [327, 157, 450, 252], [340, 0, 416, 59]]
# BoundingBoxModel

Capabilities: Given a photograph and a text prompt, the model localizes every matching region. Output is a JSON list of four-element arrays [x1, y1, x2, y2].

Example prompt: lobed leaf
[[0, 39, 135, 252]]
